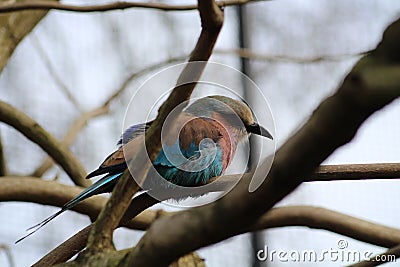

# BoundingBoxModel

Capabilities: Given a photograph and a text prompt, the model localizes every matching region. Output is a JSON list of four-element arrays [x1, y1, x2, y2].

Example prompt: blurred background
[[1, 0, 400, 266]]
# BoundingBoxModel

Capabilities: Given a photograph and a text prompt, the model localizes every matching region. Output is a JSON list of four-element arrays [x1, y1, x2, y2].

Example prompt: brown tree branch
[[215, 47, 370, 63], [84, 0, 224, 256], [0, 0, 266, 13], [310, 163, 400, 181], [0, 130, 6, 176], [0, 177, 155, 229], [0, 0, 57, 73], [121, 17, 400, 267], [252, 206, 400, 249], [169, 252, 206, 267], [84, 171, 140, 252], [33, 226, 91, 267], [4, 160, 400, 222], [0, 101, 90, 187]]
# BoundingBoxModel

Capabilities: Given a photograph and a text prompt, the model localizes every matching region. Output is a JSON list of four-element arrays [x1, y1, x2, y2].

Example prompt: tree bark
[[0, 0, 57, 73]]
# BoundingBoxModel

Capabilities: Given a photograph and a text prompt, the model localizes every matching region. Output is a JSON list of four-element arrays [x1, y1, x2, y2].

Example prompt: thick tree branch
[[0, 177, 155, 229], [0, 0, 266, 13], [0, 1, 57, 73], [0, 102, 90, 187], [168, 253, 206, 267], [252, 206, 400, 249], [84, 171, 140, 252], [84, 0, 224, 256], [122, 17, 400, 267], [33, 226, 91, 267]]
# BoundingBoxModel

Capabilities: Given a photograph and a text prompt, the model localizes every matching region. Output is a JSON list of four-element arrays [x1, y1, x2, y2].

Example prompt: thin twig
[[103, 55, 188, 107], [310, 163, 400, 181], [0, 129, 6, 176], [215, 47, 370, 63], [0, 0, 267, 13], [31, 34, 84, 113]]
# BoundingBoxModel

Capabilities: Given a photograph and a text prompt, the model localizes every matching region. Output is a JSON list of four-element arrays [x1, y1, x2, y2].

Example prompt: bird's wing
[[86, 122, 150, 179], [179, 117, 223, 150], [117, 121, 152, 146], [154, 117, 224, 168], [87, 117, 226, 178]]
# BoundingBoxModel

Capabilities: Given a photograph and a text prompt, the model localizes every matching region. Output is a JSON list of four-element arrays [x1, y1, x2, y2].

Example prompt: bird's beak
[[246, 123, 273, 140]]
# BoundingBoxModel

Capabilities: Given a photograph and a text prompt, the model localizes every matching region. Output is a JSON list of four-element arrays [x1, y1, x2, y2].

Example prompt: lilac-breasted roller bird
[[16, 95, 273, 243]]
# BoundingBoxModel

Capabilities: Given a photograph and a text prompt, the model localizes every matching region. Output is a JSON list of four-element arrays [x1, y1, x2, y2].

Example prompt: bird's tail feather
[[15, 173, 122, 244], [15, 208, 66, 244], [65, 173, 122, 209]]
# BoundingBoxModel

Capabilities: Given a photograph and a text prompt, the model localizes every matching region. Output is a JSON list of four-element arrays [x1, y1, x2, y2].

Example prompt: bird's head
[[186, 95, 273, 140]]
